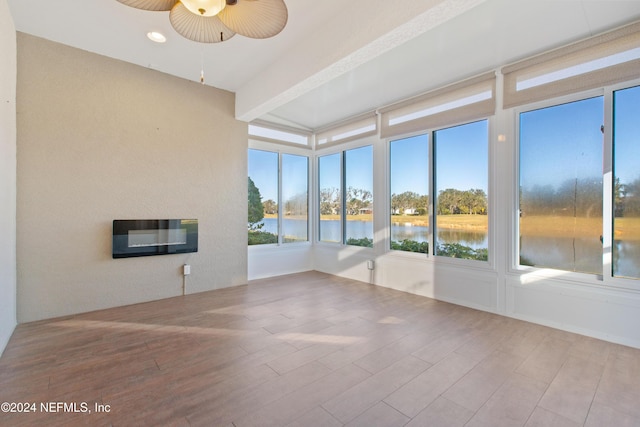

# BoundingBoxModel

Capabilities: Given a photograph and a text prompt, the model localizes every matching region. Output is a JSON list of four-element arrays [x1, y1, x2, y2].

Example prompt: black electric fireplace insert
[[112, 219, 198, 258]]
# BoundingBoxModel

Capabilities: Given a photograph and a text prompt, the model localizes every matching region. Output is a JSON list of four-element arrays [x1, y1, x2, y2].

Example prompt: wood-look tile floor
[[1, 271, 639, 427]]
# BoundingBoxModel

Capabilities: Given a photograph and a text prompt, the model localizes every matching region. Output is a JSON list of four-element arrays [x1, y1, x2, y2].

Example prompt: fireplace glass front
[[113, 219, 198, 258]]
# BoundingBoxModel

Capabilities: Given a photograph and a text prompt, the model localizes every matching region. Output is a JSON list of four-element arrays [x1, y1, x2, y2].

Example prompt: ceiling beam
[[234, 0, 486, 124]]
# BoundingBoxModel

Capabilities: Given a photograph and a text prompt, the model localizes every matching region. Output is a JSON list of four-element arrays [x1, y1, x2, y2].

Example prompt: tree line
[[520, 177, 602, 217], [262, 194, 308, 216], [435, 188, 487, 215], [255, 175, 640, 225], [317, 187, 488, 216], [521, 176, 640, 217], [614, 177, 640, 218], [390, 189, 488, 216], [319, 187, 372, 215]]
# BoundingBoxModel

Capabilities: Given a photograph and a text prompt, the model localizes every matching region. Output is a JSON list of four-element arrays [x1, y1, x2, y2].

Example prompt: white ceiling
[[7, 0, 640, 131]]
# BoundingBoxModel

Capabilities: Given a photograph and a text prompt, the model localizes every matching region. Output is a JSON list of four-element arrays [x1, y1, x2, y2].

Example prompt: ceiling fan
[[116, 0, 288, 43]]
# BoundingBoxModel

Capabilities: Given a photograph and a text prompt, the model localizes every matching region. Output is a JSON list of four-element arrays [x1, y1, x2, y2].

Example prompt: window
[[389, 134, 429, 253], [248, 122, 311, 146], [248, 149, 278, 245], [316, 113, 377, 146], [388, 120, 489, 260], [519, 97, 604, 274], [509, 21, 640, 282], [612, 85, 640, 279], [282, 154, 309, 243], [318, 153, 342, 243], [502, 20, 640, 109], [344, 146, 373, 247], [318, 146, 373, 247], [248, 149, 308, 245], [381, 71, 494, 260], [380, 72, 495, 139], [434, 120, 489, 260]]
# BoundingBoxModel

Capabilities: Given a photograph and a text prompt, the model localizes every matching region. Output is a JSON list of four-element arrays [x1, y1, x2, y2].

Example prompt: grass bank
[[320, 214, 487, 231], [521, 215, 640, 239]]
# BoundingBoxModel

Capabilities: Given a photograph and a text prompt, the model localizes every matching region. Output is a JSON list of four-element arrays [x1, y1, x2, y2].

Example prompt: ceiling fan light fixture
[[170, 3, 235, 43], [180, 0, 226, 17], [117, 0, 287, 44], [217, 0, 288, 39]]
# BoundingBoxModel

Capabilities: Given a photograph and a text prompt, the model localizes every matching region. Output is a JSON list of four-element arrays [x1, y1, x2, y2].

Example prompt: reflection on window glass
[[613, 85, 640, 279], [434, 120, 489, 261], [519, 97, 603, 273], [389, 134, 429, 254], [345, 146, 373, 247], [248, 149, 278, 245], [282, 154, 308, 243], [319, 153, 342, 243]]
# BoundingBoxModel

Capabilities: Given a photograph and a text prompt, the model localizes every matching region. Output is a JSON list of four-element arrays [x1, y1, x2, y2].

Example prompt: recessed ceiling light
[[147, 31, 167, 43]]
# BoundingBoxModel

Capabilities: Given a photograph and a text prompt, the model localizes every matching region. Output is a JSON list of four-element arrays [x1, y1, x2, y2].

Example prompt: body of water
[[260, 218, 488, 249], [521, 235, 640, 278], [258, 218, 639, 278]]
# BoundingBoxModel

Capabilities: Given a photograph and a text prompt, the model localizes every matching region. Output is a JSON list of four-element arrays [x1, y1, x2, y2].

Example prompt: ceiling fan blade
[[218, 0, 287, 39], [116, 0, 178, 11], [169, 2, 236, 43]]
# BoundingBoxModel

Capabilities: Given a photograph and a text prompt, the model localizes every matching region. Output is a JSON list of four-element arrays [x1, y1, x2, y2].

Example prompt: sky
[[613, 85, 640, 185], [521, 85, 640, 190], [252, 122, 489, 204], [390, 120, 489, 196], [434, 120, 488, 193], [248, 150, 309, 202], [390, 134, 429, 196], [520, 96, 604, 189], [318, 152, 340, 196], [281, 154, 308, 201], [248, 149, 278, 202], [318, 146, 373, 195]]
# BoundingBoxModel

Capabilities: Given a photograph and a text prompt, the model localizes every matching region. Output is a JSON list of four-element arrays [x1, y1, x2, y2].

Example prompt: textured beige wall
[[0, 0, 17, 353], [16, 33, 248, 323]]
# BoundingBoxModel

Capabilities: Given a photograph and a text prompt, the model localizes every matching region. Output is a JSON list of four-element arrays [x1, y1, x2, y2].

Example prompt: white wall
[[16, 34, 248, 322], [0, 0, 17, 355], [248, 244, 313, 280]]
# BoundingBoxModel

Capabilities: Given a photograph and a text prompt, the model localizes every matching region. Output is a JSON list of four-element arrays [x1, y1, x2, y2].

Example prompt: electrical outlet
[[183, 264, 191, 276]]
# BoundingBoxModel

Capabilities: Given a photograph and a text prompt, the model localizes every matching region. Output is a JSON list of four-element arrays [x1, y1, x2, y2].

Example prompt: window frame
[[315, 138, 376, 248], [604, 79, 640, 288], [248, 139, 311, 248], [512, 79, 640, 290], [249, 120, 313, 147], [387, 130, 433, 259], [385, 117, 493, 268], [432, 119, 491, 263]]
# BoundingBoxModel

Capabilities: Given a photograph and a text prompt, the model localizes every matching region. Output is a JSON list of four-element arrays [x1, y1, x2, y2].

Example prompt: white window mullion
[[277, 152, 283, 245], [602, 88, 614, 282], [340, 151, 346, 245]]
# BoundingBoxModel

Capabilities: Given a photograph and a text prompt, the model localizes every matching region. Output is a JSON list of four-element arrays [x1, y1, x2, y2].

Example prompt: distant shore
[[264, 214, 640, 239], [265, 214, 488, 231]]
